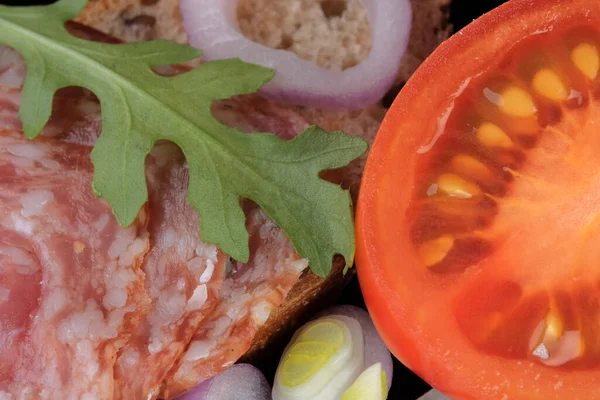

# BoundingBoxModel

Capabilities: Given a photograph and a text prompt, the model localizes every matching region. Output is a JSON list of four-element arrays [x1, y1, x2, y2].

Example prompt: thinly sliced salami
[[112, 142, 226, 399], [163, 203, 308, 397], [0, 44, 228, 397], [133, 92, 309, 398], [0, 130, 149, 399], [0, 45, 308, 400], [0, 22, 357, 400]]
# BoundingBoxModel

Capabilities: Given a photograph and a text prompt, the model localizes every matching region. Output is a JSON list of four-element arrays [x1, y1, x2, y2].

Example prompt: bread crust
[[75, 0, 451, 373]]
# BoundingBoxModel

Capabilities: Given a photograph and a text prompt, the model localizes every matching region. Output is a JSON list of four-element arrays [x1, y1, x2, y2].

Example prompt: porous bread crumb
[[237, 0, 451, 84], [237, 0, 371, 71], [77, 0, 451, 85]]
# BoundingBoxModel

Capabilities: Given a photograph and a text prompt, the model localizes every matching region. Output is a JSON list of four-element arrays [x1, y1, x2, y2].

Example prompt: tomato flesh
[[356, 1, 600, 399], [415, 24, 600, 367]]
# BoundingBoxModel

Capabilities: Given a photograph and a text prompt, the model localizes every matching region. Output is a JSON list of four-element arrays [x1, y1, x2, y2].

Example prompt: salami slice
[[162, 95, 312, 398], [112, 142, 226, 399], [0, 41, 306, 400], [111, 94, 311, 397], [0, 23, 339, 400], [1, 44, 227, 399], [0, 44, 228, 397], [0, 130, 149, 399], [163, 203, 308, 398]]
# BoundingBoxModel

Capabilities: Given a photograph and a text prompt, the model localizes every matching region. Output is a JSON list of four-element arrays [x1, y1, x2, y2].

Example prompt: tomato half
[[356, 0, 600, 398]]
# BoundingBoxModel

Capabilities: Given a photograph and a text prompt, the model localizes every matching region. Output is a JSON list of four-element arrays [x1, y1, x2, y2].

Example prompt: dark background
[[0, 0, 508, 398]]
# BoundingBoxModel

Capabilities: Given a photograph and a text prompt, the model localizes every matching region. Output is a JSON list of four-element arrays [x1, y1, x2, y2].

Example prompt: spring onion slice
[[272, 315, 364, 400], [340, 362, 388, 400]]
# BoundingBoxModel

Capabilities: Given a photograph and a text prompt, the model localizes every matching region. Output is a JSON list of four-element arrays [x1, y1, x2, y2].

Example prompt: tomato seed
[[497, 86, 538, 118], [437, 173, 482, 198], [571, 43, 599, 80], [477, 122, 514, 148], [418, 236, 455, 268], [533, 68, 569, 101]]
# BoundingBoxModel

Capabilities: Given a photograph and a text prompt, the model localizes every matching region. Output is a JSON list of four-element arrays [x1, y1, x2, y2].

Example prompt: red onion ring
[[179, 0, 412, 111], [175, 364, 271, 400]]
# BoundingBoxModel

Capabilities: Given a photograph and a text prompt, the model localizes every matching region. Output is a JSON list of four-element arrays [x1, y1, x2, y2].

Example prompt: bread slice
[[75, 0, 451, 373]]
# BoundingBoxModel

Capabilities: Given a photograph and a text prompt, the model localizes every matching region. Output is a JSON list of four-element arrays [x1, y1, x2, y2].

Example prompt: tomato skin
[[355, 0, 600, 399]]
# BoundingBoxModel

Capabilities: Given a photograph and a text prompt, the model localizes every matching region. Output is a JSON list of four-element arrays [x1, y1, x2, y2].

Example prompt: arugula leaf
[[0, 0, 367, 277]]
